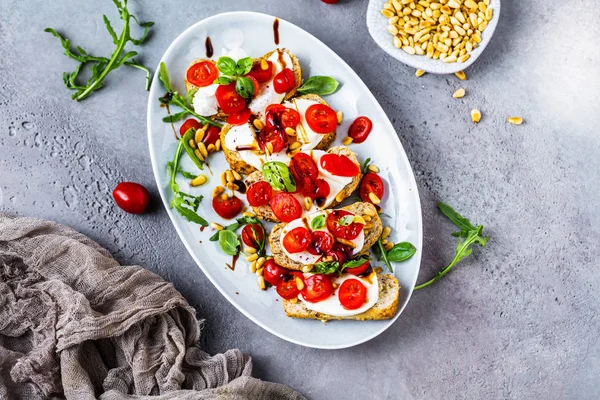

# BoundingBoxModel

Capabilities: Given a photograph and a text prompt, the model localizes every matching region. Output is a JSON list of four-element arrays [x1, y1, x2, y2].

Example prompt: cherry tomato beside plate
[[263, 259, 287, 286], [179, 118, 202, 136], [247, 60, 274, 83], [276, 272, 304, 300], [307, 231, 334, 255], [338, 279, 367, 310], [246, 181, 273, 207], [321, 0, 339, 3], [326, 210, 363, 240], [305, 104, 337, 133], [241, 223, 265, 249], [348, 116, 373, 144], [283, 227, 312, 253], [320, 153, 360, 177], [270, 193, 302, 222], [203, 126, 221, 145], [227, 108, 252, 125], [212, 195, 243, 219], [215, 83, 246, 114], [112, 182, 150, 214], [273, 68, 296, 94], [301, 274, 334, 303], [359, 172, 385, 204], [344, 260, 371, 276], [187, 61, 219, 87]]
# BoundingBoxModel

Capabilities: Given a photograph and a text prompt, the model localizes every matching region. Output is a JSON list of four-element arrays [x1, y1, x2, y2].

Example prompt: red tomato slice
[[305, 104, 337, 133], [241, 223, 265, 249], [179, 118, 202, 136], [301, 274, 334, 303], [212, 195, 243, 219], [338, 279, 367, 310], [247, 60, 274, 83], [227, 108, 252, 125], [263, 259, 288, 286], [257, 125, 288, 153], [301, 178, 330, 201], [326, 210, 363, 240], [187, 61, 219, 87], [247, 76, 260, 98], [348, 116, 373, 144], [273, 68, 296, 94], [270, 193, 302, 222], [246, 181, 273, 207], [344, 260, 371, 275], [321, 0, 339, 3], [265, 106, 301, 130], [325, 243, 352, 264], [266, 104, 287, 113], [359, 172, 385, 204], [112, 182, 150, 214], [203, 126, 221, 145], [319, 154, 360, 177], [276, 273, 303, 300], [215, 83, 246, 114], [282, 227, 312, 253], [290, 153, 318, 182], [307, 231, 334, 255]]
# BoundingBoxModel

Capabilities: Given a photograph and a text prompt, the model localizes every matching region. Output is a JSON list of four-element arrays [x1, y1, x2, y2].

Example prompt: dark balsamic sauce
[[227, 252, 240, 271], [273, 18, 280, 45], [205, 36, 213, 58]]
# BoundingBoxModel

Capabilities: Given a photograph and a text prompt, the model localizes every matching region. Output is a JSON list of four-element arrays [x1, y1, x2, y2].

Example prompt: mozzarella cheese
[[223, 123, 289, 169], [299, 272, 379, 317], [249, 50, 293, 119], [283, 98, 329, 152], [192, 84, 219, 116], [279, 210, 365, 264]]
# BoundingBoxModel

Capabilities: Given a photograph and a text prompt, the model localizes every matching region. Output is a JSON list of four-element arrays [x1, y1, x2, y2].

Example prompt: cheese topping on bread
[[249, 50, 293, 119], [192, 84, 220, 116], [284, 98, 329, 152]]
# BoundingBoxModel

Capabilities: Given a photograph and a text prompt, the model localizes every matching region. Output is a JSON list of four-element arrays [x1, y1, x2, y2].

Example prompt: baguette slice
[[269, 202, 383, 271], [263, 48, 303, 101], [245, 146, 361, 222], [283, 274, 400, 321], [220, 94, 337, 176]]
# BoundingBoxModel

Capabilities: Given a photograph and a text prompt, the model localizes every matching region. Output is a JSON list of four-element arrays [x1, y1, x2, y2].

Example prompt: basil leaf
[[386, 242, 416, 262], [214, 76, 233, 85], [218, 229, 240, 256], [216, 56, 236, 76], [159, 62, 172, 92], [338, 215, 355, 226], [209, 216, 262, 242], [235, 57, 253, 76], [297, 76, 339, 96], [262, 162, 296, 192], [438, 202, 476, 232], [313, 261, 340, 275], [311, 215, 326, 230], [162, 110, 189, 123], [342, 257, 370, 270], [236, 76, 255, 99]]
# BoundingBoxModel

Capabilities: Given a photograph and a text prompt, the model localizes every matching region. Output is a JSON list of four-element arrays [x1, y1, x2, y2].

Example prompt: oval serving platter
[[147, 11, 422, 349]]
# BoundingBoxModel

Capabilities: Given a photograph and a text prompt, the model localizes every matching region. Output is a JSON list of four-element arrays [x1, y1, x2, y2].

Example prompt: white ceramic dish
[[147, 11, 422, 349], [366, 0, 501, 74]]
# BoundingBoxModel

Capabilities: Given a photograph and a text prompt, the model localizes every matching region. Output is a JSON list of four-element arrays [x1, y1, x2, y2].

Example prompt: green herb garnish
[[262, 162, 296, 192], [45, 0, 153, 101], [218, 230, 240, 256], [311, 215, 326, 230], [342, 257, 370, 270], [297, 76, 340, 96], [209, 216, 267, 257], [338, 215, 355, 226], [387, 242, 416, 262], [213, 56, 256, 99], [361, 158, 372, 175], [374, 237, 394, 273], [313, 261, 341, 275]]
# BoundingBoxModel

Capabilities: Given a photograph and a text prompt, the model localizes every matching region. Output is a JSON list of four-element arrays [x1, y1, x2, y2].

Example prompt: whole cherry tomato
[[212, 195, 243, 219], [112, 182, 151, 214], [241, 224, 265, 249], [179, 118, 202, 136], [348, 116, 373, 144], [263, 259, 288, 286], [359, 172, 385, 204], [203, 126, 221, 145]]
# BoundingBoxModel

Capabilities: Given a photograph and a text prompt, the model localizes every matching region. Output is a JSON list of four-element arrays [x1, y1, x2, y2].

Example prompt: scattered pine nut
[[249, 260, 257, 273], [215, 139, 221, 152], [220, 172, 227, 185], [332, 283, 339, 289], [415, 69, 425, 77], [384, 242, 395, 251], [471, 108, 482, 123], [382, 226, 392, 240], [244, 246, 257, 254], [225, 170, 234, 183], [246, 253, 259, 262], [190, 175, 208, 187], [197, 142, 208, 158], [253, 119, 264, 130], [452, 88, 466, 98], [363, 215, 372, 222], [353, 215, 366, 225], [212, 186, 224, 198], [221, 193, 229, 201], [302, 265, 313, 273], [211, 222, 223, 231], [507, 117, 523, 125], [289, 141, 302, 151], [455, 70, 467, 80], [266, 142, 274, 155], [257, 257, 267, 269], [335, 191, 345, 203], [304, 196, 313, 211], [285, 127, 296, 136], [226, 182, 239, 191], [382, 239, 389, 245], [255, 267, 264, 277], [232, 170, 242, 181], [257, 276, 266, 290], [368, 192, 381, 205], [295, 276, 305, 291], [368, 164, 379, 173], [336, 110, 343, 124], [260, 59, 269, 70], [242, 211, 255, 218], [194, 129, 205, 144], [194, 149, 205, 162], [342, 136, 353, 146], [188, 139, 197, 149], [207, 144, 216, 154]]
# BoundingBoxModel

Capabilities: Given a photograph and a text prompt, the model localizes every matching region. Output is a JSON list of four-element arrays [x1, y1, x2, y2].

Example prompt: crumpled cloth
[[0, 215, 305, 400]]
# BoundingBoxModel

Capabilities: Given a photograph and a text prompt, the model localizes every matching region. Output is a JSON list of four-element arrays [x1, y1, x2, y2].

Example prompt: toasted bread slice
[[220, 94, 337, 176], [262, 48, 303, 100], [282, 273, 400, 321], [245, 146, 362, 222], [269, 202, 382, 271]]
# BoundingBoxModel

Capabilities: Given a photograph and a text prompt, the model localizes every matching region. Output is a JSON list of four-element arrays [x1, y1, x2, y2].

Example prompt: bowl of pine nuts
[[366, 0, 500, 74]]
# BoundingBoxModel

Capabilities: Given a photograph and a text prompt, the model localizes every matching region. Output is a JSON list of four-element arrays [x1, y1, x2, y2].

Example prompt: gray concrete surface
[[1, 0, 599, 398]]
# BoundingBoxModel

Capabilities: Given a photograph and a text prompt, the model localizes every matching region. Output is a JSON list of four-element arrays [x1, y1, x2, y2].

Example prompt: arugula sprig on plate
[[312, 256, 371, 276], [45, 0, 153, 101], [209, 216, 267, 257]]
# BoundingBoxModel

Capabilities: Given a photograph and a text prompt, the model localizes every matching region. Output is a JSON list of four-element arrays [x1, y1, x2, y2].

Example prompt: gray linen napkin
[[0, 215, 305, 400]]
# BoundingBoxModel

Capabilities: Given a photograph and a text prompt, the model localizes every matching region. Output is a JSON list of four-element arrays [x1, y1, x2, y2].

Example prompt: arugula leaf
[[387, 242, 416, 262], [172, 196, 208, 226], [250, 224, 267, 256], [181, 128, 204, 169], [159, 61, 172, 92], [297, 76, 340, 96], [361, 158, 372, 175], [162, 111, 189, 123], [167, 161, 197, 179], [338, 215, 355, 226], [311, 215, 326, 230], [214, 76, 234, 85], [235, 57, 253, 76], [46, 0, 153, 101], [313, 261, 340, 275], [236, 76, 256, 99], [262, 162, 296, 192], [438, 201, 476, 233], [374, 237, 393, 273], [217, 56, 237, 75], [209, 216, 262, 241], [218, 230, 240, 256]]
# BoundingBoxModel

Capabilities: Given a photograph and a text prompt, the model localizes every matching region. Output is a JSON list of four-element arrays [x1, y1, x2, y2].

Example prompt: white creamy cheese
[[300, 272, 379, 317], [283, 98, 328, 152], [249, 50, 293, 119], [192, 84, 219, 116], [223, 123, 289, 170], [279, 210, 365, 264]]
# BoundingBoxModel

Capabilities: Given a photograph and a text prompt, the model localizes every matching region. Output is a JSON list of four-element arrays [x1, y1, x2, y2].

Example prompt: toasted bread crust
[[269, 202, 382, 271], [282, 274, 400, 320]]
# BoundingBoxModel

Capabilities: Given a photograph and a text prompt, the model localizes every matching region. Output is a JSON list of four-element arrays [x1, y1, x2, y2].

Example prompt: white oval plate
[[147, 11, 422, 349], [366, 0, 501, 74]]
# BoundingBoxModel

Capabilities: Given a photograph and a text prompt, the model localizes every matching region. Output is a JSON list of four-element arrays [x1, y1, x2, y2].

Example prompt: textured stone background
[[1, 0, 599, 399]]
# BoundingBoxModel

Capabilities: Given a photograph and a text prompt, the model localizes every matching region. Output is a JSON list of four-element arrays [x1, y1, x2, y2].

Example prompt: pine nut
[[226, 182, 239, 191], [225, 170, 234, 183], [382, 239, 389, 245], [242, 211, 255, 218], [266, 142, 274, 155], [232, 170, 242, 181], [285, 127, 296, 136], [507, 117, 523, 125], [207, 144, 216, 154], [253, 119, 264, 130], [221, 193, 229, 201], [256, 267, 264, 276], [194, 129, 205, 144], [337, 238, 357, 248], [336, 110, 343, 124], [289, 141, 302, 150], [194, 149, 205, 162], [458, 53, 470, 63], [332, 283, 338, 289], [211, 222, 223, 230], [415, 69, 425, 77], [368, 192, 381, 205], [246, 253, 259, 262], [385, 242, 394, 251], [485, 8, 493, 21], [342, 136, 353, 146], [257, 257, 267, 268], [363, 215, 372, 222], [381, 9, 394, 18], [190, 175, 208, 187], [353, 215, 366, 225], [335, 191, 345, 203], [402, 46, 416, 55], [215, 139, 221, 152], [198, 142, 208, 158], [368, 164, 379, 173], [302, 265, 313, 273], [260, 59, 269, 70], [249, 260, 257, 273], [245, 246, 257, 254], [304, 196, 313, 211], [388, 25, 399, 35], [258, 276, 266, 290], [212, 186, 224, 198], [220, 172, 227, 185], [471, 108, 481, 123], [382, 226, 392, 240], [188, 139, 197, 149], [452, 88, 466, 98], [455, 70, 467, 80], [295, 276, 305, 291]]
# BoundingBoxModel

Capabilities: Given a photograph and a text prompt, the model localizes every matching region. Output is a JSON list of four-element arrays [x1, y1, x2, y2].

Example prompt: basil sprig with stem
[[45, 0, 153, 101], [313, 256, 370, 276], [209, 216, 267, 257], [213, 56, 256, 99], [297, 76, 340, 96], [158, 62, 222, 128]]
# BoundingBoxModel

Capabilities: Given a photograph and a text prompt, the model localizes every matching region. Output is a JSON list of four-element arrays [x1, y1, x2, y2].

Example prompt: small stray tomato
[[273, 68, 296, 94], [338, 279, 367, 310], [305, 104, 337, 133], [320, 154, 360, 177], [246, 181, 273, 207], [283, 227, 312, 253], [112, 182, 151, 214], [344, 260, 371, 276], [187, 61, 219, 87], [212, 195, 243, 219], [227, 108, 252, 125], [203, 126, 221, 145], [247, 76, 260, 98], [321, 0, 339, 3], [359, 172, 385, 204], [301, 274, 334, 303], [270, 193, 302, 222], [264, 259, 287, 286], [241, 224, 265, 249], [348, 116, 373, 144], [180, 118, 202, 136]]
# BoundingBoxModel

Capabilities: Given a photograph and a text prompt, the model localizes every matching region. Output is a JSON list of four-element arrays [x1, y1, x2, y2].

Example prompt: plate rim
[[146, 10, 423, 349]]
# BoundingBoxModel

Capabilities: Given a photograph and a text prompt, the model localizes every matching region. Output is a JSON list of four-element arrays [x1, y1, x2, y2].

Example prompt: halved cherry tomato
[[326, 210, 363, 240], [305, 104, 337, 133], [276, 272, 304, 300], [348, 116, 373, 144], [301, 274, 334, 303], [241, 223, 265, 249], [326, 242, 352, 264], [339, 279, 367, 310], [263, 259, 287, 286], [290, 153, 318, 182], [307, 231, 334, 255], [246, 181, 273, 207], [320, 153, 360, 177], [179, 118, 202, 136], [273, 68, 296, 94], [215, 83, 246, 114], [266, 104, 286, 113], [247, 76, 260, 98], [301, 178, 330, 201], [257, 125, 288, 153], [270, 193, 302, 222], [187, 61, 219, 87], [282, 227, 312, 253], [359, 172, 385, 204], [227, 108, 252, 125], [344, 260, 371, 275], [247, 60, 274, 83], [265, 105, 301, 129], [212, 195, 243, 219], [203, 126, 221, 145], [112, 182, 150, 214]]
